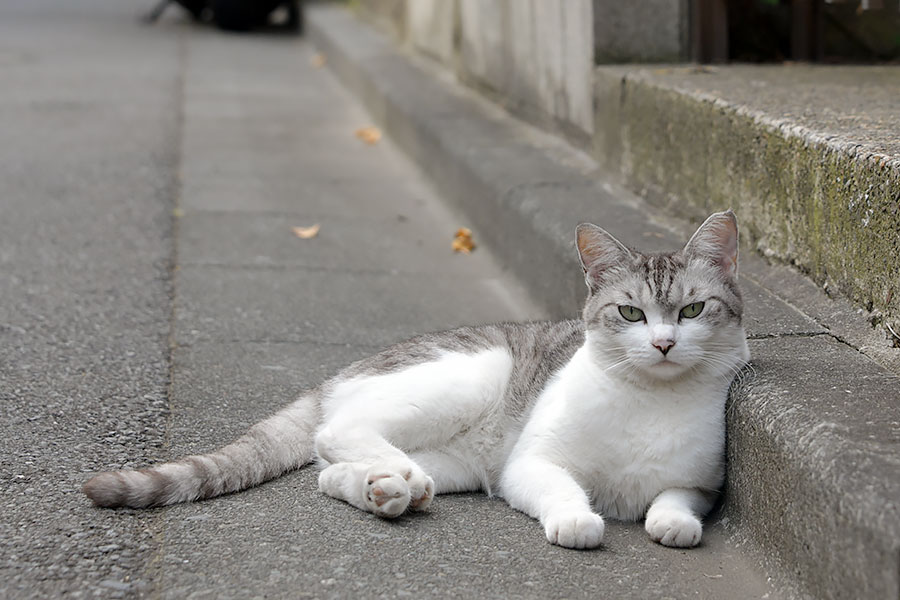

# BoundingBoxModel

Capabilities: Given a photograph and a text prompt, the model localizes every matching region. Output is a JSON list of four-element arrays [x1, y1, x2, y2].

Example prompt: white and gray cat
[[84, 210, 749, 549]]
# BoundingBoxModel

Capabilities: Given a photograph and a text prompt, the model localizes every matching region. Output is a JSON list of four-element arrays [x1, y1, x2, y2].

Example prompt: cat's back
[[483, 320, 585, 417], [337, 319, 584, 416]]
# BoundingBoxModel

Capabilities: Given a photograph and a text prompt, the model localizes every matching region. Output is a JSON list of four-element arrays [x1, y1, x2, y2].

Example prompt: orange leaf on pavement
[[292, 224, 321, 239], [452, 227, 476, 254], [355, 126, 382, 145]]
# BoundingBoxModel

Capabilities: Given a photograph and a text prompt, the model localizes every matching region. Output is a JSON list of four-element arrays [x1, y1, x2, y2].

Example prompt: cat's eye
[[680, 302, 705, 319], [618, 305, 645, 322]]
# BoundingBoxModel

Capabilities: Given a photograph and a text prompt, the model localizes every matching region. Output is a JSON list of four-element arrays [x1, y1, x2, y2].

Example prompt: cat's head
[[576, 210, 750, 384]]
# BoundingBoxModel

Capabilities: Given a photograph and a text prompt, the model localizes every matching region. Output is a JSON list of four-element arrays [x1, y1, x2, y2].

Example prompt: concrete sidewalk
[[0, 1, 775, 599], [0, 1, 178, 596]]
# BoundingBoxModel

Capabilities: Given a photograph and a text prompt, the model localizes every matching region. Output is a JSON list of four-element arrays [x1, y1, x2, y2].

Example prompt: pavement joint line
[[179, 208, 417, 220], [175, 262, 496, 277], [175, 339, 385, 349], [743, 271, 882, 355], [826, 331, 895, 361], [745, 332, 832, 340], [175, 262, 479, 278], [148, 23, 189, 600]]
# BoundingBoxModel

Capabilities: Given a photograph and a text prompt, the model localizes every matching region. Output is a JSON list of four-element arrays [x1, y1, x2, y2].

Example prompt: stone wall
[[406, 0, 455, 64]]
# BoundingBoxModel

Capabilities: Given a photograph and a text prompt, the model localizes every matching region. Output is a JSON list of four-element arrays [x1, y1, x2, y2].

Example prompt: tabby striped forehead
[[639, 253, 686, 307], [582, 249, 744, 327]]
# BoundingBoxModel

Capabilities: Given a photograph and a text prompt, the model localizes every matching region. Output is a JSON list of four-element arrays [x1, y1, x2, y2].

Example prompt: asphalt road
[[0, 2, 774, 598]]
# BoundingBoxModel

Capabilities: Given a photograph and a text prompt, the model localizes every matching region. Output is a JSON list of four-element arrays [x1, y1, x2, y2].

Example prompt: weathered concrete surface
[[594, 65, 900, 338], [307, 5, 900, 598], [593, 0, 688, 63], [353, 0, 407, 40], [727, 335, 900, 600], [0, 0, 178, 596]]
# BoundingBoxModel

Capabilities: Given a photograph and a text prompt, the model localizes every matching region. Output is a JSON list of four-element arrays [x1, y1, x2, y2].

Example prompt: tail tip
[[83, 472, 128, 508]]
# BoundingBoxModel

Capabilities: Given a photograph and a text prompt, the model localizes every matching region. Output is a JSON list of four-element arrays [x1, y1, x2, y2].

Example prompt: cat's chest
[[545, 374, 724, 491], [556, 383, 722, 519], [571, 385, 711, 456]]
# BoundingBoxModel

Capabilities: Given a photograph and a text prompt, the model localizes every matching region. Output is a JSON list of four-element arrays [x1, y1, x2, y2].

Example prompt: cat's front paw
[[645, 509, 702, 548], [544, 511, 605, 549]]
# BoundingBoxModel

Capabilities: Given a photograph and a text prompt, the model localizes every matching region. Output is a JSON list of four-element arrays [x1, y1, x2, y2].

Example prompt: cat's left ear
[[576, 223, 632, 291], [683, 210, 739, 278]]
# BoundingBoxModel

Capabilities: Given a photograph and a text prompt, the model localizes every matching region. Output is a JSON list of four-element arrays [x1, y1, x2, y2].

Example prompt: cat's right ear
[[576, 223, 631, 292]]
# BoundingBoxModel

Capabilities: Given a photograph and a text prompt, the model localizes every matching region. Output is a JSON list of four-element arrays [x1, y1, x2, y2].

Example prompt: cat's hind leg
[[318, 450, 483, 517], [317, 462, 425, 518], [315, 348, 511, 517], [315, 427, 434, 518]]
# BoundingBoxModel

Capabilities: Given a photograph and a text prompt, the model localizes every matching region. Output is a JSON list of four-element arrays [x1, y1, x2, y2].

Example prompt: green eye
[[680, 302, 705, 319], [618, 305, 645, 322]]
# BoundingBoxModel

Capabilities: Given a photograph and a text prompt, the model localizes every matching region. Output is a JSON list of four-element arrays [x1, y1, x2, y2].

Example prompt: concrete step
[[594, 64, 900, 340], [306, 4, 900, 599]]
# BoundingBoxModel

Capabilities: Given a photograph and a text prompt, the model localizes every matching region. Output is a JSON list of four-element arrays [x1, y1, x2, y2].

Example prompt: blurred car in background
[[148, 0, 302, 32]]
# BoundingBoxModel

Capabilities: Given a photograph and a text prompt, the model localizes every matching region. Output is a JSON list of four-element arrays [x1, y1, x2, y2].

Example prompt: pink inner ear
[[685, 212, 739, 277], [578, 235, 606, 271], [716, 219, 738, 276]]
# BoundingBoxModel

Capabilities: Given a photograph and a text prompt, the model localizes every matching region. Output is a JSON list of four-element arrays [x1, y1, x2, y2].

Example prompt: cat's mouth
[[654, 358, 681, 368]]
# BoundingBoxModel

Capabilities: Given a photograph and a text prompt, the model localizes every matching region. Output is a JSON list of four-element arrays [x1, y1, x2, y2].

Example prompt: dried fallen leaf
[[452, 227, 476, 254], [355, 126, 382, 145], [310, 53, 326, 68], [292, 224, 320, 239]]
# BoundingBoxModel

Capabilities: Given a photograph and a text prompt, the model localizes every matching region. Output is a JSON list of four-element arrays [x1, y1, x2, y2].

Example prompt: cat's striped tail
[[83, 394, 319, 508]]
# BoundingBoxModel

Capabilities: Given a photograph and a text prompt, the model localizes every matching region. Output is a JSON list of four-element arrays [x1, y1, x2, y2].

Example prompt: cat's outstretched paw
[[364, 471, 410, 518], [363, 463, 434, 518], [645, 509, 702, 547], [544, 511, 605, 549]]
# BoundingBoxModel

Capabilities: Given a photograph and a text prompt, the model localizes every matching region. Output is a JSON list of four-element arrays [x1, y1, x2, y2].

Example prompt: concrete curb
[[307, 5, 900, 599]]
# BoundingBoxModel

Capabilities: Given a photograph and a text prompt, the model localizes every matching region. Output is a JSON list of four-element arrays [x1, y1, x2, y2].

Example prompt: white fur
[[498, 341, 737, 548], [314, 334, 746, 549]]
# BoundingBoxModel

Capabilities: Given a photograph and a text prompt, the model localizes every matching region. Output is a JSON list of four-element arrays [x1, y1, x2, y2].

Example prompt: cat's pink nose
[[653, 340, 675, 356]]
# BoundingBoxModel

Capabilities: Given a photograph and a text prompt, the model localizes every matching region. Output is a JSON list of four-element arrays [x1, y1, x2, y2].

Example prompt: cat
[[83, 210, 749, 549]]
